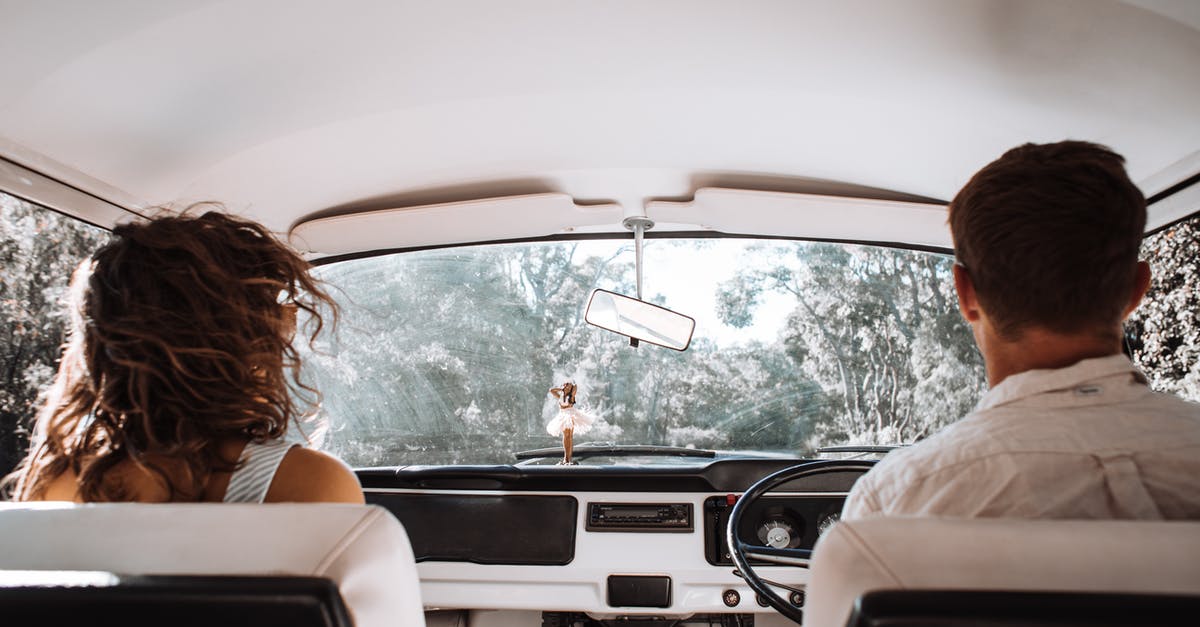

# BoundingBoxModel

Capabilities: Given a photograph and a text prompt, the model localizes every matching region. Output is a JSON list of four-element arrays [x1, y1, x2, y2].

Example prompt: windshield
[[303, 237, 985, 466]]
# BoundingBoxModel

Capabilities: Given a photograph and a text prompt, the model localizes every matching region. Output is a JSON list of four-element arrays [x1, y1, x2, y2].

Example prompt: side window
[[1128, 214, 1200, 402], [0, 192, 111, 476]]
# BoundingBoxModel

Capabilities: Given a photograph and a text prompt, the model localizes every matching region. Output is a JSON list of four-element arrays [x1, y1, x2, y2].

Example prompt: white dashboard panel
[[370, 488, 838, 618]]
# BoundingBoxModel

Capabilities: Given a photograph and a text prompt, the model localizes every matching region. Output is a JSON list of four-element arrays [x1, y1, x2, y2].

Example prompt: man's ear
[[1123, 261, 1152, 318], [953, 263, 982, 323]]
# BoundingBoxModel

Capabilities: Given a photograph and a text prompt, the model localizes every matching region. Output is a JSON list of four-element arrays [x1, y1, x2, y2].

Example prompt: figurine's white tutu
[[546, 407, 594, 436]]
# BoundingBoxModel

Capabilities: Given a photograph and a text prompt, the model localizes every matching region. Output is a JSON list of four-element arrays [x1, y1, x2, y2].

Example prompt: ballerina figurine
[[547, 381, 594, 465]]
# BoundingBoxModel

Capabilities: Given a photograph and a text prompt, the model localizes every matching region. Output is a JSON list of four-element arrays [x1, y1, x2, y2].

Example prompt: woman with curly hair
[[3, 209, 362, 503]]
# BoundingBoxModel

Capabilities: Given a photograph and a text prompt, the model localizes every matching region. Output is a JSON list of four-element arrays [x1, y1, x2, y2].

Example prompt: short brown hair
[[948, 140, 1146, 339]]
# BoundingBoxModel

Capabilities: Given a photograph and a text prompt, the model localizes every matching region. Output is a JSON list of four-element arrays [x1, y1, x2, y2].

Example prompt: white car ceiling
[[0, 0, 1197, 254]]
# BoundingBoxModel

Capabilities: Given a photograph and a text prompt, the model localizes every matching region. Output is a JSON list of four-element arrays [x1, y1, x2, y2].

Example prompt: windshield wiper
[[815, 445, 905, 454], [514, 444, 717, 461]]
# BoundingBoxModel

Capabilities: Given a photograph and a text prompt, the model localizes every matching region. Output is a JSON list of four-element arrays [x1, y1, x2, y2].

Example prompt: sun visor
[[646, 188, 952, 250], [290, 193, 623, 255]]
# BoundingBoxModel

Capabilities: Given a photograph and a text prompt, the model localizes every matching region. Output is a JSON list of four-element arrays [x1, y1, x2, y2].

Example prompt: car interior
[[1, 2, 1199, 626]]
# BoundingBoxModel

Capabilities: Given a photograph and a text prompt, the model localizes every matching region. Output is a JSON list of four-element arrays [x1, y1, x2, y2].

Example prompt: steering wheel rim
[[727, 460, 875, 624]]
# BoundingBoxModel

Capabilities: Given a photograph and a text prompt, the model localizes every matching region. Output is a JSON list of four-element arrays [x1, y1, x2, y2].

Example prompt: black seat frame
[[847, 589, 1200, 627], [0, 572, 353, 627]]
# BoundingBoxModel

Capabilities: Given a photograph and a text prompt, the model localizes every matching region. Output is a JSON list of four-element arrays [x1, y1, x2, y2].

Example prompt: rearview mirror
[[585, 289, 695, 351]]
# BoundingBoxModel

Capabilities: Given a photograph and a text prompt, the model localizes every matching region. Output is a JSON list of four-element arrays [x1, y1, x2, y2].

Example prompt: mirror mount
[[585, 215, 694, 350], [621, 216, 655, 347]]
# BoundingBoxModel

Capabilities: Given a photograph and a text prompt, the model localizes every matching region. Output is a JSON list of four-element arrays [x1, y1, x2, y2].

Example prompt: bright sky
[[575, 239, 795, 346]]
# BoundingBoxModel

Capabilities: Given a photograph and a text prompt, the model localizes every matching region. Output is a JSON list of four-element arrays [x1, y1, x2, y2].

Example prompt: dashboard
[[357, 459, 871, 625]]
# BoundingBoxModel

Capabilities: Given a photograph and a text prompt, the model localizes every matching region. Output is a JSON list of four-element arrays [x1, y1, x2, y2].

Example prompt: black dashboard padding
[[369, 493, 578, 565], [358, 459, 872, 493]]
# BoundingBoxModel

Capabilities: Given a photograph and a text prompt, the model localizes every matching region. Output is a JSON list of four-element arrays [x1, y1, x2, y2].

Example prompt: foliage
[[0, 194, 110, 475], [715, 243, 985, 447], [303, 241, 823, 465], [308, 239, 986, 466], [1128, 215, 1200, 401]]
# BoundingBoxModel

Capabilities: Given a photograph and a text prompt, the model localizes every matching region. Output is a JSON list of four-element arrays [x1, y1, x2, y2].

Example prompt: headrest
[[804, 516, 1200, 627], [0, 502, 424, 627]]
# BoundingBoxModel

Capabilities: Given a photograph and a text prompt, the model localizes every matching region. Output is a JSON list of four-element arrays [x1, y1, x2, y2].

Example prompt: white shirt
[[842, 355, 1200, 520]]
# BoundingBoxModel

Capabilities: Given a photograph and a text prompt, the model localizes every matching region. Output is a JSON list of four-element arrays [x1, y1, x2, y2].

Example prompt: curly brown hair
[[3, 208, 338, 501]]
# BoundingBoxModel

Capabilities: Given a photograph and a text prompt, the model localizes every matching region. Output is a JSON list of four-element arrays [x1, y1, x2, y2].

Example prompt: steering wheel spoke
[[726, 460, 874, 624], [742, 545, 813, 567]]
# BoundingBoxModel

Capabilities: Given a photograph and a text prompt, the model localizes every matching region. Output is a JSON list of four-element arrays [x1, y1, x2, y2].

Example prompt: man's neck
[[981, 326, 1124, 388]]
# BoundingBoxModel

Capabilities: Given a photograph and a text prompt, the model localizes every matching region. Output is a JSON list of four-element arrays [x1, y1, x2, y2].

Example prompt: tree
[[1128, 215, 1200, 401], [304, 243, 635, 464], [716, 242, 985, 446], [0, 194, 110, 475], [306, 239, 841, 465]]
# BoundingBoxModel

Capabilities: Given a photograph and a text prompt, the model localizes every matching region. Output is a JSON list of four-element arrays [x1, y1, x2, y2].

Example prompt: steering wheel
[[726, 460, 875, 624]]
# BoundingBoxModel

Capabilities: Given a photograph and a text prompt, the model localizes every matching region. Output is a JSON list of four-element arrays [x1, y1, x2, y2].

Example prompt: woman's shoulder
[[265, 446, 365, 504]]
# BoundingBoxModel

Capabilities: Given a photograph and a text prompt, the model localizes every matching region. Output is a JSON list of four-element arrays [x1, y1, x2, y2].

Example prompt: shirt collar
[[974, 354, 1148, 412]]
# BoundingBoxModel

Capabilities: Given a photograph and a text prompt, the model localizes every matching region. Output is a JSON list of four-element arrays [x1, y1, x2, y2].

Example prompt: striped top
[[222, 439, 297, 503]]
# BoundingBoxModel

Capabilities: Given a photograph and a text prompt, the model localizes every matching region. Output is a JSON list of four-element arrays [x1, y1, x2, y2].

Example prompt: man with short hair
[[842, 141, 1200, 520]]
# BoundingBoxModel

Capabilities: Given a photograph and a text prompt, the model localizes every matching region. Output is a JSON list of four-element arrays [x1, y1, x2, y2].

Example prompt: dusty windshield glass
[[304, 238, 985, 466]]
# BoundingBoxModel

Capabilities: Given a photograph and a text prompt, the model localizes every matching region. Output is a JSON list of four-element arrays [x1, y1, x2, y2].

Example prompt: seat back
[[0, 571, 353, 627], [0, 502, 424, 627], [804, 517, 1200, 627]]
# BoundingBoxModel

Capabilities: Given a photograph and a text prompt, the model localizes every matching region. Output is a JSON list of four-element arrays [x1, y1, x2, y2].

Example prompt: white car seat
[[804, 516, 1200, 627], [0, 502, 424, 627]]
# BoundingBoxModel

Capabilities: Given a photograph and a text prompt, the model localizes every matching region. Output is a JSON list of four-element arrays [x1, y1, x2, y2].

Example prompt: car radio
[[586, 503, 693, 532]]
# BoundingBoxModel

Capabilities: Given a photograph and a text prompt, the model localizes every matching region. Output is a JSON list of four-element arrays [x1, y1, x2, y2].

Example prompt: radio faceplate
[[586, 502, 693, 532]]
